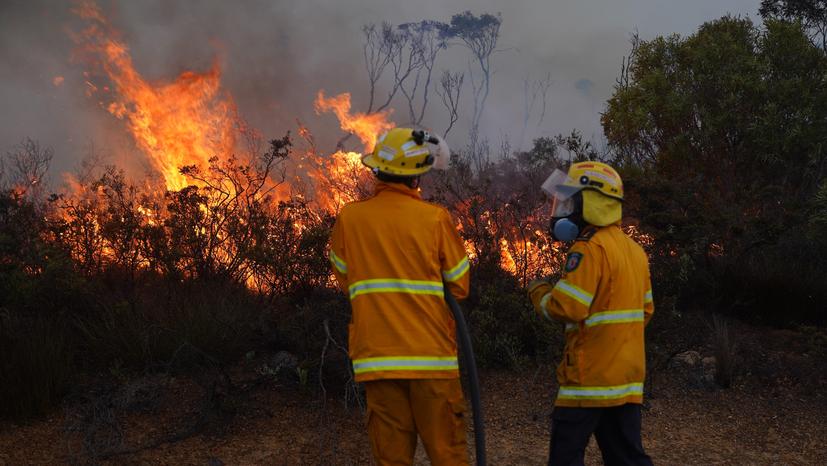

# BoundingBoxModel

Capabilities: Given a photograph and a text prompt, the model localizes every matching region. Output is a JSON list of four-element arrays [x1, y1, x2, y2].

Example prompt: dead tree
[[374, 25, 420, 114], [535, 73, 552, 129], [341, 22, 424, 150], [615, 30, 640, 91], [343, 19, 453, 151], [443, 12, 502, 167], [362, 23, 395, 113], [397, 20, 449, 126], [4, 138, 54, 203], [435, 70, 464, 137], [520, 72, 552, 150]]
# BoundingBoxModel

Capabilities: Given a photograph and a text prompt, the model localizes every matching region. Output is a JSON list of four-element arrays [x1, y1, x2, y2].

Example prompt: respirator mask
[[541, 169, 585, 242]]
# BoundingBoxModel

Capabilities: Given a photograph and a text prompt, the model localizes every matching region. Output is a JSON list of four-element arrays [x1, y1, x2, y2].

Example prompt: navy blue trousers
[[548, 403, 653, 466]]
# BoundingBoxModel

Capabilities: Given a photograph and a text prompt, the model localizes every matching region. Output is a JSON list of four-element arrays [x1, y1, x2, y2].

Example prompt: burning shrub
[[248, 201, 335, 299], [428, 136, 567, 288], [419, 138, 577, 368], [0, 125, 706, 421]]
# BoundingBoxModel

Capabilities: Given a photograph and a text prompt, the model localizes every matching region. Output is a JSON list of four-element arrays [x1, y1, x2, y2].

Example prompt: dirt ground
[[2, 324, 826, 465]]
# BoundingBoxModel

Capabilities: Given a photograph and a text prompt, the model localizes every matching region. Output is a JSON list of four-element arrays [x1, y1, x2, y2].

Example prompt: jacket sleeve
[[538, 241, 601, 323], [328, 215, 349, 293], [644, 266, 654, 327], [438, 209, 470, 300]]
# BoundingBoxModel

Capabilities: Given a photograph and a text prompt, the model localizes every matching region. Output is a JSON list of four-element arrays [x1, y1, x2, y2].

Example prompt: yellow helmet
[[541, 161, 624, 227], [362, 127, 450, 177], [564, 161, 623, 200]]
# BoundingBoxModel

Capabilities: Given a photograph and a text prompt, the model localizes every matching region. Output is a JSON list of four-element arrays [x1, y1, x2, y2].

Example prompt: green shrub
[[466, 274, 564, 369], [75, 280, 262, 372]]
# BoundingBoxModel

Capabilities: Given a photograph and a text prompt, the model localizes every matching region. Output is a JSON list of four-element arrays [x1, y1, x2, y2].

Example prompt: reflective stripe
[[585, 309, 644, 327], [348, 279, 444, 300], [558, 382, 644, 400], [565, 322, 578, 332], [553, 280, 594, 307], [352, 356, 458, 374], [329, 250, 347, 274], [404, 147, 430, 158], [539, 292, 552, 320], [442, 257, 470, 282], [644, 290, 653, 304], [378, 148, 397, 161]]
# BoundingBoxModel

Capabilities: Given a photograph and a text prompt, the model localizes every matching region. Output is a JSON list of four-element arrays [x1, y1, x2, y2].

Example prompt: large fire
[[61, 1, 569, 287], [310, 91, 395, 211], [72, 1, 237, 192]]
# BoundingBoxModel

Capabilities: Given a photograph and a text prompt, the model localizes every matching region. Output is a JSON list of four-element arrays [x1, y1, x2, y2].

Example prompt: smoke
[[0, 0, 760, 180]]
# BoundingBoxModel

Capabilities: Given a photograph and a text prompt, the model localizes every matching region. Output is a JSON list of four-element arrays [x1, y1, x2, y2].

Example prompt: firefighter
[[329, 127, 470, 466], [528, 161, 654, 466]]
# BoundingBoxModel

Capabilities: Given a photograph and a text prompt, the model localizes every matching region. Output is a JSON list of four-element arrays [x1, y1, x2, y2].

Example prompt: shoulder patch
[[564, 252, 584, 273]]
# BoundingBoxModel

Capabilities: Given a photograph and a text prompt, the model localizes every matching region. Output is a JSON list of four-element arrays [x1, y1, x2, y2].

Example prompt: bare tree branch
[[4, 138, 53, 201], [435, 70, 464, 137]]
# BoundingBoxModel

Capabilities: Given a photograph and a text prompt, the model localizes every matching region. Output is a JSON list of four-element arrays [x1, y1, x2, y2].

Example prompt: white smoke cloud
[[0, 0, 760, 179]]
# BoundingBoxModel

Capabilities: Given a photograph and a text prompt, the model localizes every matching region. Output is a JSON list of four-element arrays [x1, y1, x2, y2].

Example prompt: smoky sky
[[0, 0, 760, 181]]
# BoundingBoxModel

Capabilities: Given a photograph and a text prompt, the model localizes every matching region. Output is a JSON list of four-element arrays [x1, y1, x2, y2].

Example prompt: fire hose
[[444, 286, 487, 466]]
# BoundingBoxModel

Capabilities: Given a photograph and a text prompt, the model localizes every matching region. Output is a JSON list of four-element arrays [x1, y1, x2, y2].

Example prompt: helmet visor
[[551, 195, 576, 217], [541, 169, 581, 200], [542, 169, 582, 217]]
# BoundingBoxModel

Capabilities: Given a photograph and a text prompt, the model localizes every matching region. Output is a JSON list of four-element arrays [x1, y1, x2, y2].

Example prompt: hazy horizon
[[0, 0, 760, 185]]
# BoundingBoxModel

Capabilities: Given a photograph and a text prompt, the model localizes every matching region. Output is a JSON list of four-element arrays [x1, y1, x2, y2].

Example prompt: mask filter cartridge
[[552, 218, 580, 241]]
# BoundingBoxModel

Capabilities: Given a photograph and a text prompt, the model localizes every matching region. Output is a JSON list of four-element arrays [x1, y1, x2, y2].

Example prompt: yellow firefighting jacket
[[529, 224, 654, 408], [329, 182, 471, 383]]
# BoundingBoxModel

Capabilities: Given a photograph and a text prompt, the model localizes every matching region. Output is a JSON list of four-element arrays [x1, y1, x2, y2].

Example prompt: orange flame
[[500, 238, 517, 274], [73, 0, 237, 191], [306, 91, 396, 211], [61, 2, 573, 287], [314, 91, 394, 152]]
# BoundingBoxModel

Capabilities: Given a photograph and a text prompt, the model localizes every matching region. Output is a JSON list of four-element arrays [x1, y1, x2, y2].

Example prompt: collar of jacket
[[578, 222, 622, 241], [590, 221, 623, 230], [375, 181, 422, 200]]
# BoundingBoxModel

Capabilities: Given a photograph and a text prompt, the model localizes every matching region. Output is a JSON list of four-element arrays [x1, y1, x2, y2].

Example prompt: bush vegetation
[[604, 15, 827, 325], [3, 8, 827, 420]]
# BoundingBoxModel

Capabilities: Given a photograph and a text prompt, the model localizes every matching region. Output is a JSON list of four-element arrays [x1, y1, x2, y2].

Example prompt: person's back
[[551, 224, 651, 408], [329, 127, 470, 466], [333, 181, 468, 380]]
